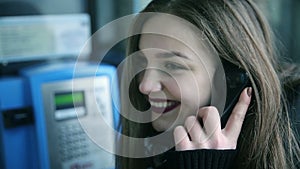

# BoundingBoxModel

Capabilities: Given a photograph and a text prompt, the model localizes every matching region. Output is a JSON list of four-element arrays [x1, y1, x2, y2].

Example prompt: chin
[[151, 107, 181, 132], [152, 119, 175, 132], [152, 124, 167, 132]]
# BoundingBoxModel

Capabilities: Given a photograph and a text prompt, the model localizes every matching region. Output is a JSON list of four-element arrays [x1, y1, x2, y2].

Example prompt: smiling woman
[[137, 29, 215, 132], [117, 0, 300, 169]]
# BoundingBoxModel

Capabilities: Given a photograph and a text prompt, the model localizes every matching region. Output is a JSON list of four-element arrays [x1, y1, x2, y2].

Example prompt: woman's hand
[[174, 87, 252, 150]]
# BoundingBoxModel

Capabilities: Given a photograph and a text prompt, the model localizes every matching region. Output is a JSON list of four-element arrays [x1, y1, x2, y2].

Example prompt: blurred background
[[0, 0, 298, 169], [0, 0, 153, 72], [1, 0, 298, 68], [256, 0, 300, 63]]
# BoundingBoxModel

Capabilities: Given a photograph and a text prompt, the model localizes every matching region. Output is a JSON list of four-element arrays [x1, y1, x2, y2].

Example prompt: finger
[[224, 87, 252, 138], [198, 106, 221, 136], [184, 116, 204, 142], [173, 126, 190, 150]]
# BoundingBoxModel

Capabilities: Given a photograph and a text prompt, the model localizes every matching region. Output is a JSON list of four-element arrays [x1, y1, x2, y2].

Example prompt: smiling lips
[[149, 98, 180, 114]]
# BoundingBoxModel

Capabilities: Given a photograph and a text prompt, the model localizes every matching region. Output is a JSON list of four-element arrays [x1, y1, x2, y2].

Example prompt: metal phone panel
[[42, 76, 115, 169]]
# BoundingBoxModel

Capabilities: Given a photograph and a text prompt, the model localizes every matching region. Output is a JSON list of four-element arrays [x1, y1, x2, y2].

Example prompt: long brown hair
[[119, 0, 300, 168]]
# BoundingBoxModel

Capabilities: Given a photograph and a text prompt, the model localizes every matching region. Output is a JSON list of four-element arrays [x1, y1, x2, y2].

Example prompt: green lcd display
[[55, 91, 84, 109]]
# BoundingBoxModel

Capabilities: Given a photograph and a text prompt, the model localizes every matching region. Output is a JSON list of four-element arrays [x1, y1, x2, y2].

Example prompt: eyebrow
[[156, 51, 191, 60]]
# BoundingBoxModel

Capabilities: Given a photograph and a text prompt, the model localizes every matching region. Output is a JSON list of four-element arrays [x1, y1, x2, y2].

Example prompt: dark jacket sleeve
[[158, 149, 236, 169]]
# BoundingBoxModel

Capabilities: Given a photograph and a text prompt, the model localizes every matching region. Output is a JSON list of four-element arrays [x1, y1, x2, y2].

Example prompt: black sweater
[[157, 149, 237, 169], [116, 146, 237, 169]]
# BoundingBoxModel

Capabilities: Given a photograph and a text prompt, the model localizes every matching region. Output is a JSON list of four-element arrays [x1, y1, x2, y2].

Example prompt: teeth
[[150, 101, 175, 108]]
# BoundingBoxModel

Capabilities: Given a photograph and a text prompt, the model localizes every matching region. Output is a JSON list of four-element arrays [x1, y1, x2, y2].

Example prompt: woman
[[117, 0, 300, 168]]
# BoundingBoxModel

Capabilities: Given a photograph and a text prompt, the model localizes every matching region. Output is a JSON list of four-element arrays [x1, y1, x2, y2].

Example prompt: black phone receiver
[[220, 59, 251, 128]]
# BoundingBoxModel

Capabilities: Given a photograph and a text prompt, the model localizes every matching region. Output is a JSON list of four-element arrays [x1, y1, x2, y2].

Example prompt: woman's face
[[137, 15, 220, 132]]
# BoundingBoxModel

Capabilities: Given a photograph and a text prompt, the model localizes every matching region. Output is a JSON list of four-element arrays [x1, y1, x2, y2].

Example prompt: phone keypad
[[58, 124, 90, 162]]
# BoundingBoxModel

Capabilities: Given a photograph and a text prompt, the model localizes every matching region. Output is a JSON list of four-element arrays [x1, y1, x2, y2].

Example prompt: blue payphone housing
[[0, 77, 38, 169], [0, 62, 120, 169]]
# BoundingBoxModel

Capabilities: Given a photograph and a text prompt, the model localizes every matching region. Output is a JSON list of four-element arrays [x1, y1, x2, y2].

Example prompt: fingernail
[[247, 87, 252, 97]]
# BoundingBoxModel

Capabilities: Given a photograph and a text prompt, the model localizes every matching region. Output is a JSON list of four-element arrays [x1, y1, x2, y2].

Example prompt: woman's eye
[[164, 62, 187, 71]]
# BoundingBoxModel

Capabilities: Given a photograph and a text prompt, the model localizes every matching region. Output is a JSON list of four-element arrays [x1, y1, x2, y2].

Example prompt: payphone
[[0, 62, 120, 169], [24, 62, 119, 169], [0, 11, 120, 169]]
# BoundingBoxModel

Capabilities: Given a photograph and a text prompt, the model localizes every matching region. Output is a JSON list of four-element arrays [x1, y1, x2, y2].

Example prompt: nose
[[139, 69, 163, 95]]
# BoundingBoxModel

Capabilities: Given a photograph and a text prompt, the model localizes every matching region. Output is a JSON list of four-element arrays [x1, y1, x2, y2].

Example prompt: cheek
[[165, 75, 211, 107], [181, 85, 211, 108]]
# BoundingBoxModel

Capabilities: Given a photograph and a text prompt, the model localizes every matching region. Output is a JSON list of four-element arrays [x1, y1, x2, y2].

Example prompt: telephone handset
[[220, 59, 251, 128]]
